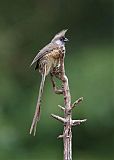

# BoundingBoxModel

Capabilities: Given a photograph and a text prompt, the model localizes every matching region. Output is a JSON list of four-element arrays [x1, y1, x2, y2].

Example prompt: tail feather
[[30, 65, 46, 136]]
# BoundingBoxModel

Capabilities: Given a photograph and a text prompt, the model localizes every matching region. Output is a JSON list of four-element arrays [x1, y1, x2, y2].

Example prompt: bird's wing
[[30, 43, 57, 66]]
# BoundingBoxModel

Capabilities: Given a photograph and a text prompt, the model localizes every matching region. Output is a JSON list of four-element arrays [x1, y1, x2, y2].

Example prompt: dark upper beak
[[64, 37, 69, 42]]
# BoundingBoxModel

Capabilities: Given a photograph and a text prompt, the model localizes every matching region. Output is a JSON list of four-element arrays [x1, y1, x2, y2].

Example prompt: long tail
[[30, 65, 46, 136]]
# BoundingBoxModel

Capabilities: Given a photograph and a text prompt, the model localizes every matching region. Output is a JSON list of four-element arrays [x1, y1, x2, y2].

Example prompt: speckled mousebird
[[30, 30, 68, 135]]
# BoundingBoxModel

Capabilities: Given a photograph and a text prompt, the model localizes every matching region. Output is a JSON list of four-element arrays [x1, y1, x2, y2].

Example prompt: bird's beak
[[64, 37, 69, 42]]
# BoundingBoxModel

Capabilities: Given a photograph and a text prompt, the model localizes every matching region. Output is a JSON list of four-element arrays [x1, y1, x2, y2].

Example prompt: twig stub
[[51, 114, 66, 123]]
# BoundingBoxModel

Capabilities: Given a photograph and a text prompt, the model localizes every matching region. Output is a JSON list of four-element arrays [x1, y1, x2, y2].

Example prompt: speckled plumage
[[30, 30, 68, 135]]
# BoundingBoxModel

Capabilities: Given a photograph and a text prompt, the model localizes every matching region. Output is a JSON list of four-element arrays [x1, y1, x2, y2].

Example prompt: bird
[[30, 29, 68, 135]]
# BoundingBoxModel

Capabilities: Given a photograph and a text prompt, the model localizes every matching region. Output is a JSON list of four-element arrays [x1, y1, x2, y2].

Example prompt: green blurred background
[[0, 0, 113, 159]]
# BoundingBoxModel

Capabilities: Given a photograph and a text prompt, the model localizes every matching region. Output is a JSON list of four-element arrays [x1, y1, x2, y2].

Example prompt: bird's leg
[[50, 73, 63, 94]]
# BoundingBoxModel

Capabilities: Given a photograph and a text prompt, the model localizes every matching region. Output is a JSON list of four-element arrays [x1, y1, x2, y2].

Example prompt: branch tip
[[51, 114, 66, 123], [57, 134, 64, 139], [58, 105, 65, 111], [72, 119, 87, 126], [71, 97, 84, 109]]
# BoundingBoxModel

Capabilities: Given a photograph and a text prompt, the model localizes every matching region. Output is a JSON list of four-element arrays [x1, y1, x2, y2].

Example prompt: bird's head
[[51, 29, 68, 45]]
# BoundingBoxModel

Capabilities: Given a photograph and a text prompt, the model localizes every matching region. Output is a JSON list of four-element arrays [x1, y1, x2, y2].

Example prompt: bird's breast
[[48, 49, 60, 59], [39, 46, 65, 75]]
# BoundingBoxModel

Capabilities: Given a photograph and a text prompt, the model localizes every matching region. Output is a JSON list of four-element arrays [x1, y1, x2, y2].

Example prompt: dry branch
[[51, 54, 86, 160]]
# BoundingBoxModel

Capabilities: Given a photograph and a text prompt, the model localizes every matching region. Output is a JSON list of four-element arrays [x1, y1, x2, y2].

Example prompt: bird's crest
[[51, 29, 68, 42]]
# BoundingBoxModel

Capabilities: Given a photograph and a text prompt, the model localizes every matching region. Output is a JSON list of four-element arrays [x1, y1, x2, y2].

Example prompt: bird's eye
[[60, 37, 64, 41]]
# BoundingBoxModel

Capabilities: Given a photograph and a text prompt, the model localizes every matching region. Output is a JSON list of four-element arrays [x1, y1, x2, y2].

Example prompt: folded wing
[[30, 43, 57, 66]]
